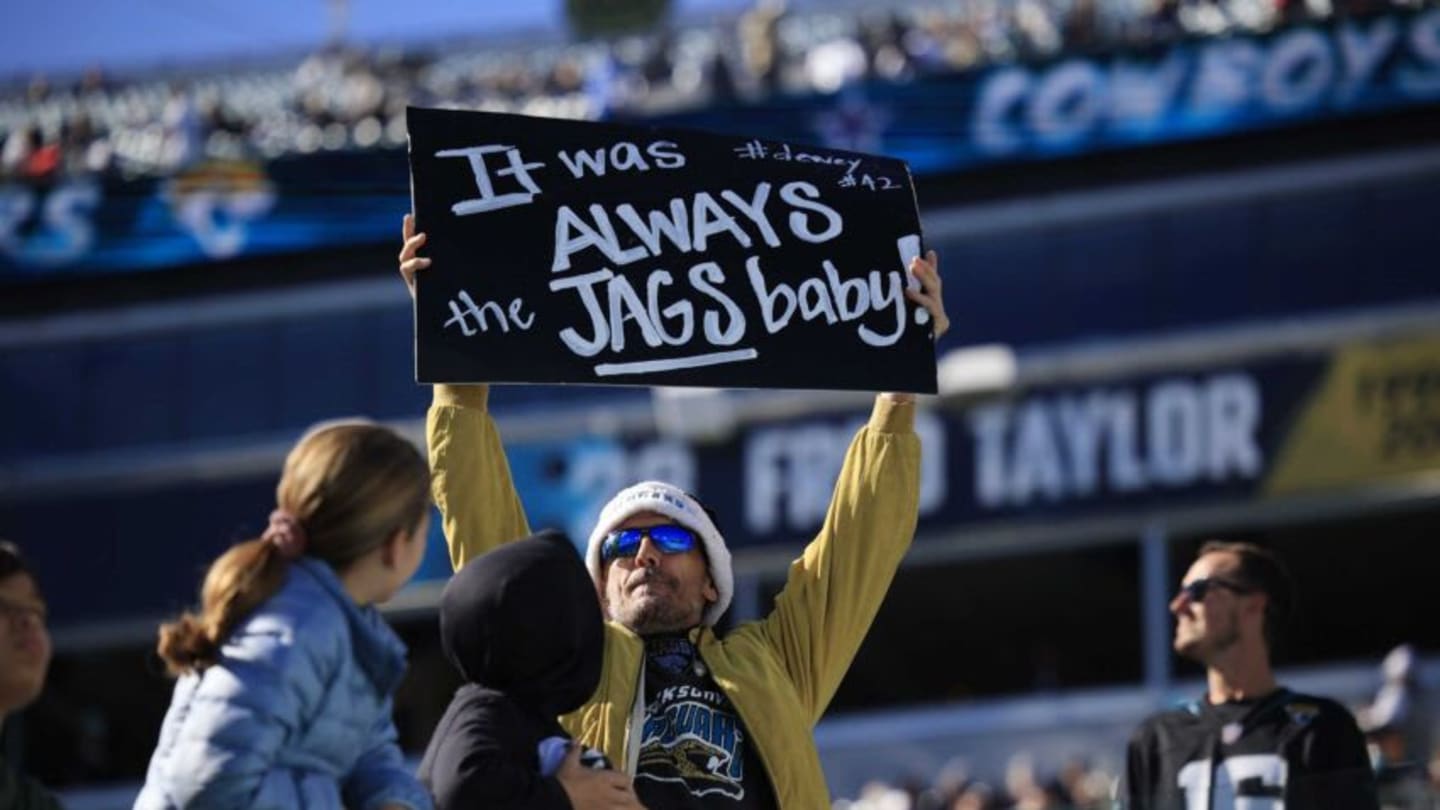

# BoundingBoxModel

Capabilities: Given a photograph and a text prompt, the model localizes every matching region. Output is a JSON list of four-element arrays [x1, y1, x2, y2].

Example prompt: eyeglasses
[[0, 595, 46, 629], [1177, 577, 1254, 603], [600, 524, 699, 563]]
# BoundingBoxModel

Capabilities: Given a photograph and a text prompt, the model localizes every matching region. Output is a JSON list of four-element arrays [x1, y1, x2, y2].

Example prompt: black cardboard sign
[[407, 107, 936, 392]]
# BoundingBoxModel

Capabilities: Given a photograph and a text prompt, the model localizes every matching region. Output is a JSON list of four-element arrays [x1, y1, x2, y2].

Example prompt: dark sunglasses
[[1177, 576, 1254, 602], [600, 524, 699, 563]]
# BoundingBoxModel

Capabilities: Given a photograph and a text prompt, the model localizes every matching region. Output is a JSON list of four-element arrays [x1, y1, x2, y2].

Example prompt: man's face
[[0, 572, 51, 715], [1170, 551, 1262, 664], [600, 512, 717, 635]]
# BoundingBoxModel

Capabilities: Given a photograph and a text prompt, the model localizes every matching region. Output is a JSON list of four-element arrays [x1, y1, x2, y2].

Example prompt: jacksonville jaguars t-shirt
[[633, 634, 779, 809], [1126, 688, 1379, 809]]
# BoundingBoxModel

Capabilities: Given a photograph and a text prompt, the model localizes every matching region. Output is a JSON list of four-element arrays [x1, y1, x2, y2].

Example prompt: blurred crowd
[[836, 753, 1119, 810], [838, 747, 1440, 809], [2, 0, 1430, 182]]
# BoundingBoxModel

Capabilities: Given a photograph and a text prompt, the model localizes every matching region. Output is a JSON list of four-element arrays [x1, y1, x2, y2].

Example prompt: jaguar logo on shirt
[[638, 699, 745, 799], [1284, 703, 1320, 727]]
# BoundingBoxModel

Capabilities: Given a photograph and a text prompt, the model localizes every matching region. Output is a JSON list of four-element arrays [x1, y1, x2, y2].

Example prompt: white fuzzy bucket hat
[[585, 481, 732, 626]]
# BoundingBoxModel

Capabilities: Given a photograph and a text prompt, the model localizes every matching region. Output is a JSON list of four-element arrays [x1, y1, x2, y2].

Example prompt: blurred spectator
[[0, 541, 62, 810], [1005, 753, 1067, 809], [843, 779, 915, 810], [805, 36, 869, 94], [1062, 0, 1101, 52], [951, 782, 998, 810], [1057, 755, 1114, 808], [739, 0, 787, 95], [160, 84, 205, 170], [59, 114, 105, 175], [2, 126, 60, 182], [1362, 644, 1436, 810], [706, 48, 740, 104], [861, 12, 915, 82], [1128, 541, 1379, 809], [1, 126, 38, 177]]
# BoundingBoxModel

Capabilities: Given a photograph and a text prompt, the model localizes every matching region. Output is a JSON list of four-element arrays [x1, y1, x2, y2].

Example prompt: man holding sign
[[402, 238, 945, 810]]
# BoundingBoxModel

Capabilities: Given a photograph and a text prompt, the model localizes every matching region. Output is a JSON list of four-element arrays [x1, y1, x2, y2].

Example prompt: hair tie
[[262, 509, 308, 559]]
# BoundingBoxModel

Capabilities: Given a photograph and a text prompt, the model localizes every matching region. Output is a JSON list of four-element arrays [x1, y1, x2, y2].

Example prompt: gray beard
[[610, 600, 697, 635], [606, 573, 701, 635]]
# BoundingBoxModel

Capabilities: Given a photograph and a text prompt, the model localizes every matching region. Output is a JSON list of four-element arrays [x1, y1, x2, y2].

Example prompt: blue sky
[[1, 0, 750, 82]]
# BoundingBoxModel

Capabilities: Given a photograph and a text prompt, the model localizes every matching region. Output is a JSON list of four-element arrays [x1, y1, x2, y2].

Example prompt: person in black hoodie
[[418, 529, 645, 810]]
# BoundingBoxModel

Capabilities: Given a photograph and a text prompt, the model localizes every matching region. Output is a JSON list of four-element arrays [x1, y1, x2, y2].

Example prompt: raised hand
[[398, 213, 431, 300], [904, 249, 949, 341], [556, 745, 647, 810], [883, 249, 949, 404]]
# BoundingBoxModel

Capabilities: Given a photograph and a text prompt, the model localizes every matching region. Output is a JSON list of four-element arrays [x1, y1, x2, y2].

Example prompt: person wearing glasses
[[399, 214, 949, 809], [0, 541, 61, 810], [1125, 541, 1379, 810]]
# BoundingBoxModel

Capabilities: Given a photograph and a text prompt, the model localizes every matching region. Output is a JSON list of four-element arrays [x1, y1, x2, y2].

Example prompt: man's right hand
[[398, 213, 431, 301], [556, 745, 647, 809]]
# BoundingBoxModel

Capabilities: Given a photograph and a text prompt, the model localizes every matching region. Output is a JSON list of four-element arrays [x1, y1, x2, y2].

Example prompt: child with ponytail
[[135, 420, 434, 810]]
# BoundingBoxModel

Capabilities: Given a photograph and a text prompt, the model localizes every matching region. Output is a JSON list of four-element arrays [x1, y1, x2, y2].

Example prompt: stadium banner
[[505, 334, 1440, 552], [3, 10, 1438, 283], [1265, 336, 1440, 494], [650, 8, 1440, 173], [0, 154, 407, 278], [2, 9, 1436, 281], [15, 333, 1440, 629], [405, 107, 936, 392]]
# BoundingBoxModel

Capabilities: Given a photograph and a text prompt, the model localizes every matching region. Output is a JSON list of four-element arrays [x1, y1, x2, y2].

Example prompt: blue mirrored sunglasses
[[600, 524, 699, 562]]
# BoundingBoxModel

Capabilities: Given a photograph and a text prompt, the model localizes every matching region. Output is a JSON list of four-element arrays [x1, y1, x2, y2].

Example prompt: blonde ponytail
[[156, 538, 287, 675], [155, 419, 428, 676]]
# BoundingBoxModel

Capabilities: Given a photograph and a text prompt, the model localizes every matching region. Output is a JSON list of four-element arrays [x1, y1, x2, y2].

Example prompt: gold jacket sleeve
[[746, 396, 921, 725], [426, 384, 531, 572]]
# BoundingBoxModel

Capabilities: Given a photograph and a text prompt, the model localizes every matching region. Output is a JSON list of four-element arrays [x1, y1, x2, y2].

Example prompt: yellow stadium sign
[[1265, 336, 1440, 496]]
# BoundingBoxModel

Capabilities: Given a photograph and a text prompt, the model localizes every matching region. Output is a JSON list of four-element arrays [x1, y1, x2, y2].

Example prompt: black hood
[[438, 529, 604, 717]]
